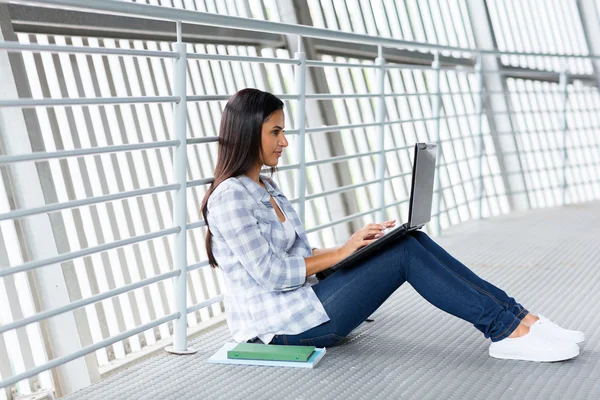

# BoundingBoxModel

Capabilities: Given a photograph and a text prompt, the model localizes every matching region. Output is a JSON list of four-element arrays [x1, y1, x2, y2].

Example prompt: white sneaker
[[489, 322, 579, 362], [535, 314, 585, 344]]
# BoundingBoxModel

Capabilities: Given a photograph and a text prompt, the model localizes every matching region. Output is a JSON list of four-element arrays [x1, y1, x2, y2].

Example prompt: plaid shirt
[[206, 174, 330, 343]]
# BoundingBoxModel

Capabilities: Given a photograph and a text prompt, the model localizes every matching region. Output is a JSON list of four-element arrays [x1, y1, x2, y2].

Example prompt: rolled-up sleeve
[[207, 187, 307, 291]]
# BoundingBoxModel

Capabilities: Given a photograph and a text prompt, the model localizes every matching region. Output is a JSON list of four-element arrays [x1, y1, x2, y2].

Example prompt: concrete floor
[[64, 202, 600, 399]]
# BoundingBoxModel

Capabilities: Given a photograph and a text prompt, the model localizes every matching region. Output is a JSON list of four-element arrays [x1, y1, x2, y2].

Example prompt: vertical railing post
[[295, 36, 307, 225], [560, 68, 569, 206], [431, 51, 442, 236], [166, 21, 195, 355], [376, 45, 387, 223], [475, 54, 485, 220]]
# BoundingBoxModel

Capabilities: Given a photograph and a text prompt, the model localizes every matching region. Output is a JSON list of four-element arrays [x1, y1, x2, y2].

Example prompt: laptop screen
[[408, 143, 437, 228]]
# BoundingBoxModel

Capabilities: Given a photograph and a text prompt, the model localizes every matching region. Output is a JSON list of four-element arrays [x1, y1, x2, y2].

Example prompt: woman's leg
[[271, 237, 408, 347], [408, 230, 528, 321], [271, 234, 521, 347]]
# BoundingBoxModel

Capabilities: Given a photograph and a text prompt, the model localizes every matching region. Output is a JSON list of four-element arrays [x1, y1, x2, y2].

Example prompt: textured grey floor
[[64, 202, 600, 399]]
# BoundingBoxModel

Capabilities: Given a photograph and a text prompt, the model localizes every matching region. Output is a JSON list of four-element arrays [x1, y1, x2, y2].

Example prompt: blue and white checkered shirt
[[206, 174, 330, 344]]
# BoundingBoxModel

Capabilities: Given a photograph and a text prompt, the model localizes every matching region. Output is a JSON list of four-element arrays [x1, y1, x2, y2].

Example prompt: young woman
[[201, 88, 584, 362]]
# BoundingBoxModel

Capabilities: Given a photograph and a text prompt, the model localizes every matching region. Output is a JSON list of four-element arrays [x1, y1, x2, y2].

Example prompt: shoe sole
[[552, 336, 585, 344], [489, 346, 579, 362]]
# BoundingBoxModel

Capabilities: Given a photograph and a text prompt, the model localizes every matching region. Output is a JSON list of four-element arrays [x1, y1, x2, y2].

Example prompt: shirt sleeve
[[207, 187, 307, 291]]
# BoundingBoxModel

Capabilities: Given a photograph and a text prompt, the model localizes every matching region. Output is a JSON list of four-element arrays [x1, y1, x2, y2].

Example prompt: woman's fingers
[[362, 229, 385, 240], [366, 227, 384, 235], [365, 220, 396, 230]]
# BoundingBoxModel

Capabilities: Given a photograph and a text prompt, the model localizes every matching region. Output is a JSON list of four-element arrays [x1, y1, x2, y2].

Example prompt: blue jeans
[[270, 231, 527, 347]]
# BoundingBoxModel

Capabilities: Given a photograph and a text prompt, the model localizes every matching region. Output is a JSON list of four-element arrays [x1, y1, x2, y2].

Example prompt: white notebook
[[207, 342, 327, 368]]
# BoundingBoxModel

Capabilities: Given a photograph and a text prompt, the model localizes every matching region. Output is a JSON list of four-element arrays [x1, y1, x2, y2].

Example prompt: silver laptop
[[328, 142, 437, 272]]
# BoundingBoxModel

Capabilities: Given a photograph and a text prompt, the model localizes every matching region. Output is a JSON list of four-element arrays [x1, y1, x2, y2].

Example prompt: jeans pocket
[[299, 333, 345, 348]]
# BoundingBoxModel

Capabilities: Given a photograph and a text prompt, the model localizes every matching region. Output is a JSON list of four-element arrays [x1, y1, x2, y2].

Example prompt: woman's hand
[[335, 219, 396, 260]]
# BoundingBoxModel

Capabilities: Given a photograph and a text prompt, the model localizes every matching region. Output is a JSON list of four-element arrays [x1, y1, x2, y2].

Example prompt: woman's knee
[[410, 230, 428, 240], [401, 233, 421, 250]]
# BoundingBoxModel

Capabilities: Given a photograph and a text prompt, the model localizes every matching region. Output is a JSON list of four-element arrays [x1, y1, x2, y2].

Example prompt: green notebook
[[227, 343, 316, 362]]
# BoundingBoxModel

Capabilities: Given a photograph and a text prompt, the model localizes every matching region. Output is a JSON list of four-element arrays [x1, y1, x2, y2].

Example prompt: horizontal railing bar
[[304, 178, 377, 200], [503, 145, 600, 157], [488, 89, 562, 95], [445, 65, 476, 73], [186, 220, 207, 230], [290, 170, 413, 205], [0, 184, 180, 222], [304, 92, 480, 100], [433, 174, 489, 194], [519, 160, 600, 172], [187, 177, 213, 188], [438, 155, 488, 169], [9, 0, 600, 61], [482, 68, 564, 77], [384, 62, 437, 71], [428, 170, 599, 196], [306, 208, 377, 233], [385, 112, 483, 126], [384, 198, 410, 209], [439, 134, 488, 143], [305, 150, 380, 168], [0, 40, 178, 58], [306, 60, 378, 69], [386, 91, 480, 98], [385, 92, 432, 97], [0, 312, 179, 390], [385, 116, 436, 125], [305, 121, 380, 134], [306, 93, 377, 100], [431, 197, 477, 219], [289, 178, 380, 204], [186, 94, 233, 102], [497, 107, 600, 115], [273, 146, 415, 174], [386, 170, 413, 180], [0, 140, 180, 165], [495, 124, 600, 135], [385, 144, 413, 153], [0, 227, 180, 278], [519, 177, 600, 193], [186, 94, 298, 102], [186, 136, 218, 145], [0, 270, 179, 334], [186, 294, 224, 314], [0, 96, 179, 108], [186, 52, 298, 64], [425, 170, 598, 196], [187, 260, 209, 272]]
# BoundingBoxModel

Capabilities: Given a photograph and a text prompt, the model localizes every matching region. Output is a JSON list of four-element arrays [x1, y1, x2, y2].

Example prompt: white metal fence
[[0, 0, 599, 398]]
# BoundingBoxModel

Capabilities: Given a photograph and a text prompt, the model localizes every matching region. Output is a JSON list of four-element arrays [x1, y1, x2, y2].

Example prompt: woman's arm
[[208, 187, 307, 291], [305, 220, 395, 276], [312, 246, 341, 256], [304, 249, 345, 276]]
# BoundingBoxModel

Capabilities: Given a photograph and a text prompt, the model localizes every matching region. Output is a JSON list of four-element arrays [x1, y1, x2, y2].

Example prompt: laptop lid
[[407, 143, 437, 228]]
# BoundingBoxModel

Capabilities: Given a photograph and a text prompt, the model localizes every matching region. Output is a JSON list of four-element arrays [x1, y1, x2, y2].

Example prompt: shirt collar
[[235, 174, 283, 205]]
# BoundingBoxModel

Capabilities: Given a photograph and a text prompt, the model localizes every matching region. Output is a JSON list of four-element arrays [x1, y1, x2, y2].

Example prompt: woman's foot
[[507, 322, 530, 338], [489, 322, 579, 362], [521, 312, 540, 327], [521, 313, 585, 343]]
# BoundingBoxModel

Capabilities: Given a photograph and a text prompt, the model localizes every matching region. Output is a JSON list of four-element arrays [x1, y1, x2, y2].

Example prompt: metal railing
[[0, 0, 599, 398]]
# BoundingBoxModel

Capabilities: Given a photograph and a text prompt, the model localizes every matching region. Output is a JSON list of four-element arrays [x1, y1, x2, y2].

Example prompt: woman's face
[[260, 109, 288, 167]]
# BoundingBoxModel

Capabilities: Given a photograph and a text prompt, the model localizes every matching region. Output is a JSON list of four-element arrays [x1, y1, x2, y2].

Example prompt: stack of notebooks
[[208, 342, 326, 368]]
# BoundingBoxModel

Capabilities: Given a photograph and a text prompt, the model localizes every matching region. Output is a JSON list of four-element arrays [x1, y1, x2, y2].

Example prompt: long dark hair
[[201, 88, 284, 268]]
